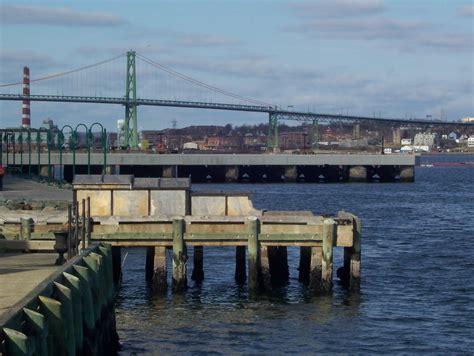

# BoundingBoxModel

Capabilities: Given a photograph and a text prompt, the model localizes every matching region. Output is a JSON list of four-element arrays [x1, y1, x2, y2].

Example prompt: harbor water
[[115, 155, 474, 354]]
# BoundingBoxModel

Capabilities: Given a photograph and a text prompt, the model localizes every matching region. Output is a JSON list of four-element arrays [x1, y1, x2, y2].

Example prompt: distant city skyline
[[0, 0, 473, 130]]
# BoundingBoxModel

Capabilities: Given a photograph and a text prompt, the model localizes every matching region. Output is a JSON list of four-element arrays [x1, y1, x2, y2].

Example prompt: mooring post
[[172, 217, 187, 291], [321, 219, 335, 292], [246, 216, 260, 293], [235, 246, 246, 283], [191, 246, 204, 282], [260, 245, 272, 291], [152, 246, 167, 292], [298, 246, 311, 283]]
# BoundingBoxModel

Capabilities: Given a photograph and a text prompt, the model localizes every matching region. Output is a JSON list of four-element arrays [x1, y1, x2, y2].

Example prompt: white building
[[414, 133, 437, 148], [468, 137, 474, 148], [401, 138, 412, 145]]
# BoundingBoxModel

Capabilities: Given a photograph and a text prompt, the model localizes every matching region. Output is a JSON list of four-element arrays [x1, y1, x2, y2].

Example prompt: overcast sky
[[0, 0, 473, 131]]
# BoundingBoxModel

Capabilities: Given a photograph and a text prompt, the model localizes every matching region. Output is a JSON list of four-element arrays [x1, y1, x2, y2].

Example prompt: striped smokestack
[[22, 66, 31, 128]]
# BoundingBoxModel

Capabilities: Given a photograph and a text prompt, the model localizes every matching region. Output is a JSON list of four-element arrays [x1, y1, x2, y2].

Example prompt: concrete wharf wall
[[4, 153, 417, 182]]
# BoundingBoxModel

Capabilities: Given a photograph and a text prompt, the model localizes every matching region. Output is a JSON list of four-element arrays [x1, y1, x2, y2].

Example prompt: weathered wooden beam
[[235, 246, 246, 283], [260, 245, 271, 291], [2, 328, 34, 356], [23, 308, 48, 355], [298, 246, 311, 283], [38, 295, 67, 355], [152, 246, 167, 292], [191, 246, 204, 282], [53, 282, 76, 355], [0, 240, 55, 251], [62, 272, 84, 353], [309, 246, 322, 291], [321, 219, 336, 292], [172, 217, 187, 291], [247, 216, 260, 294], [145, 246, 154, 282]]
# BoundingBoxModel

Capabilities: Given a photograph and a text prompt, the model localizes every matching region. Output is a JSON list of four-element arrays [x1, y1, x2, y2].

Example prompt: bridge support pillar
[[39, 165, 50, 178], [162, 165, 177, 178], [352, 123, 360, 139], [225, 165, 239, 182], [283, 165, 298, 182], [267, 113, 280, 152], [399, 166, 414, 182], [349, 166, 367, 182]]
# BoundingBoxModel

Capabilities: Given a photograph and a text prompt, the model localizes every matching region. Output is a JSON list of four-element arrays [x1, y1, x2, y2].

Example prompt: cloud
[[287, 2, 473, 52], [175, 34, 242, 47], [459, 4, 474, 17], [0, 5, 127, 27], [290, 0, 385, 18], [0, 49, 56, 84]]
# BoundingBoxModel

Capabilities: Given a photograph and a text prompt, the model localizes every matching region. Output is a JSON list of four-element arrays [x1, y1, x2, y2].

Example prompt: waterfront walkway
[[0, 253, 59, 323], [0, 175, 71, 202]]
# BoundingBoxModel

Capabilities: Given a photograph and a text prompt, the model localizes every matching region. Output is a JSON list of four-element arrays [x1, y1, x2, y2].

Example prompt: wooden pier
[[1, 175, 362, 295], [0, 243, 118, 355]]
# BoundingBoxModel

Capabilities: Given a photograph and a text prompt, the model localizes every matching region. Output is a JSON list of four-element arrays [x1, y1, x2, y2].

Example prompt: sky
[[0, 0, 473, 131]]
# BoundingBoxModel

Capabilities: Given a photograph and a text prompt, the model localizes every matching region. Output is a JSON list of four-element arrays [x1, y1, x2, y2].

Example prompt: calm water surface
[[115, 155, 474, 354]]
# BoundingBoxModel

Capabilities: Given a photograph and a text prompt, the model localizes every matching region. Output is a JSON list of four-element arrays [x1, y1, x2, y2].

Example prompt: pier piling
[[191, 246, 204, 282], [172, 217, 187, 291], [260, 246, 272, 291], [298, 247, 311, 283], [321, 220, 335, 292], [152, 246, 167, 292], [246, 217, 260, 293], [235, 246, 246, 283]]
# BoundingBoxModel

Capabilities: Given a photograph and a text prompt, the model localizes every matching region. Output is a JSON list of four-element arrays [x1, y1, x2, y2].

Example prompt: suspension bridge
[[1, 50, 471, 150]]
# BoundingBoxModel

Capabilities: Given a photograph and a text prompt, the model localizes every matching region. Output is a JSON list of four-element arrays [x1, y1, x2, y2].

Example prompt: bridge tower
[[267, 113, 279, 151], [125, 50, 138, 149], [309, 119, 319, 150]]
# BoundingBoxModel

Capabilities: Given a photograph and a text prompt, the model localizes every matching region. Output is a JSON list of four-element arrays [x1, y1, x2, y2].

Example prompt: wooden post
[[246, 216, 260, 293], [81, 199, 86, 250], [62, 272, 84, 352], [235, 246, 246, 283], [172, 217, 187, 291], [260, 245, 271, 291], [145, 246, 155, 282], [309, 246, 322, 291], [152, 246, 167, 292], [279, 246, 289, 282], [23, 308, 48, 355], [111, 246, 122, 284], [38, 296, 67, 355], [298, 246, 311, 283], [72, 265, 95, 329], [191, 246, 204, 282], [53, 282, 76, 355], [2, 328, 33, 356], [98, 244, 114, 302], [321, 219, 335, 292], [350, 216, 361, 289], [87, 196, 91, 246], [83, 255, 101, 322], [20, 218, 32, 240]]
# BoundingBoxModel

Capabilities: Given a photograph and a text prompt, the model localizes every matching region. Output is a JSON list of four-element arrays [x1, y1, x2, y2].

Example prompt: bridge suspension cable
[[135, 52, 273, 108], [0, 53, 126, 88]]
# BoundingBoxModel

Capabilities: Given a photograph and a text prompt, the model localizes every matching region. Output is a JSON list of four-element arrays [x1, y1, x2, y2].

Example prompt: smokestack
[[22, 66, 31, 128]]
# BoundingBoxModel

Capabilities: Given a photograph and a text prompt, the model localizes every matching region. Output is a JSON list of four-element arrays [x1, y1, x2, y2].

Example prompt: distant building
[[468, 137, 474, 148], [461, 117, 474, 123], [414, 133, 437, 148], [401, 138, 412, 145]]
